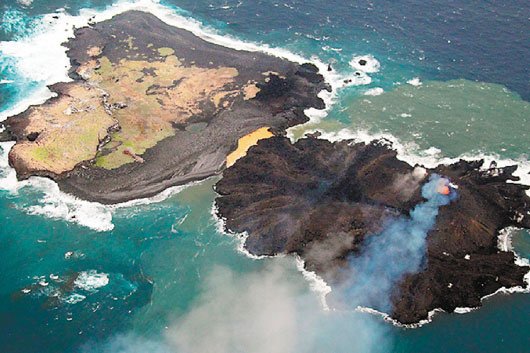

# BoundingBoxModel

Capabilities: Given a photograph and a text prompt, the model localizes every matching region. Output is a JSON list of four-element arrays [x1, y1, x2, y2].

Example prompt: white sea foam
[[356, 306, 445, 329], [1, 131, 203, 230], [210, 203, 273, 260], [64, 251, 80, 259], [350, 54, 381, 73], [0, 79, 14, 84], [25, 270, 111, 304], [498, 227, 515, 252], [309, 128, 530, 194], [0, 0, 352, 139], [170, 214, 188, 233], [453, 307, 477, 314], [0, 0, 372, 128], [0, 141, 20, 192], [0, 141, 197, 231], [407, 77, 423, 86], [294, 256, 331, 310], [0, 10, 78, 120], [63, 293, 87, 304], [0, 142, 115, 231], [74, 270, 109, 292], [0, 86, 56, 122], [364, 87, 384, 96], [342, 71, 373, 88], [496, 226, 530, 283], [17, 0, 34, 6], [113, 181, 198, 209], [287, 79, 370, 137], [292, 60, 374, 133], [449, 231, 530, 318], [25, 178, 115, 231]]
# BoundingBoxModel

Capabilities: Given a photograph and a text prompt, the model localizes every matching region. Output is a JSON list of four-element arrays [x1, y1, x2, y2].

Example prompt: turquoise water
[[1, 1, 529, 352]]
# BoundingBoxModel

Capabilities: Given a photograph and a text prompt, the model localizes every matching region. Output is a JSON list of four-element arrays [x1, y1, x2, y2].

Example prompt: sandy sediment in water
[[1, 10, 329, 203]]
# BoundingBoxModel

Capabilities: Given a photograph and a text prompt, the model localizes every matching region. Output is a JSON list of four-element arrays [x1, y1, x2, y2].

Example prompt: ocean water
[[0, 1, 529, 352]]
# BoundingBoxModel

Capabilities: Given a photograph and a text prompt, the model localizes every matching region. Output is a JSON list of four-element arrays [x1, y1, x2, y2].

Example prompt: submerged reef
[[1, 10, 328, 203], [214, 135, 530, 325]]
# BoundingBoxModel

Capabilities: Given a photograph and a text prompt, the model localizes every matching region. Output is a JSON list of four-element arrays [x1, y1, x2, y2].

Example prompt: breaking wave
[[0, 141, 196, 231], [74, 270, 110, 292]]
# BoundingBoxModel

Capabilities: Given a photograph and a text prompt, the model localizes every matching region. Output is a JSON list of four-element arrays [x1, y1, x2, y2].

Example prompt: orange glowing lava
[[437, 185, 450, 195]]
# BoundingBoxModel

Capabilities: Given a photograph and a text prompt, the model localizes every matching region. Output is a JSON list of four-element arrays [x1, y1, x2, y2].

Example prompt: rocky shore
[[0, 10, 328, 203], [214, 135, 530, 324]]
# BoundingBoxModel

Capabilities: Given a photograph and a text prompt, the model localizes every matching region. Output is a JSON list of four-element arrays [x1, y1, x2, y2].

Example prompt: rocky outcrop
[[214, 135, 530, 324]]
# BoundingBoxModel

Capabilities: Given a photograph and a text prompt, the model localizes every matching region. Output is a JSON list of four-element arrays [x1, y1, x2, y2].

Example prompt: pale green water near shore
[[345, 80, 529, 158]]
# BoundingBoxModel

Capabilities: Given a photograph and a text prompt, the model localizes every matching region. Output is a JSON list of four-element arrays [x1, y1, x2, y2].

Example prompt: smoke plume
[[80, 174, 454, 353], [392, 166, 427, 201], [83, 260, 391, 353], [333, 174, 455, 312]]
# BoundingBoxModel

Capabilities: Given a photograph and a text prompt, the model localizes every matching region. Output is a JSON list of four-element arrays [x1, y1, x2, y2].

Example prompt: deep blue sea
[[0, 1, 529, 352]]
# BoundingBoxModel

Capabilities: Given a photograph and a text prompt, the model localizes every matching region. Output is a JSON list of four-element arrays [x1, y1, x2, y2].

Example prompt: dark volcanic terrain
[[214, 135, 530, 324], [0, 11, 328, 203]]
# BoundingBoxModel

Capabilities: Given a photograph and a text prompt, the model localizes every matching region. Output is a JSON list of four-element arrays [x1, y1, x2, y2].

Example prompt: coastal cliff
[[214, 135, 530, 324]]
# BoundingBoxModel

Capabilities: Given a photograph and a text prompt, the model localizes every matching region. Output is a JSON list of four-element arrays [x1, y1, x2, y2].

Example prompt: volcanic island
[[0, 10, 328, 203], [215, 136, 530, 324], [1, 11, 529, 326]]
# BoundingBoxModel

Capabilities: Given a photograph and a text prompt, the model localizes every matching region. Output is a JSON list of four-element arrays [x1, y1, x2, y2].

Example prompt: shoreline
[[361, 232, 530, 330], [210, 201, 333, 310], [305, 128, 530, 195], [0, 139, 211, 231], [210, 202, 274, 261], [211, 196, 530, 328]]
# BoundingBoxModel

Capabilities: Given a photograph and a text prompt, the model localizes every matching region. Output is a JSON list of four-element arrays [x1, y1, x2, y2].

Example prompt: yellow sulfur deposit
[[226, 127, 273, 167]]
